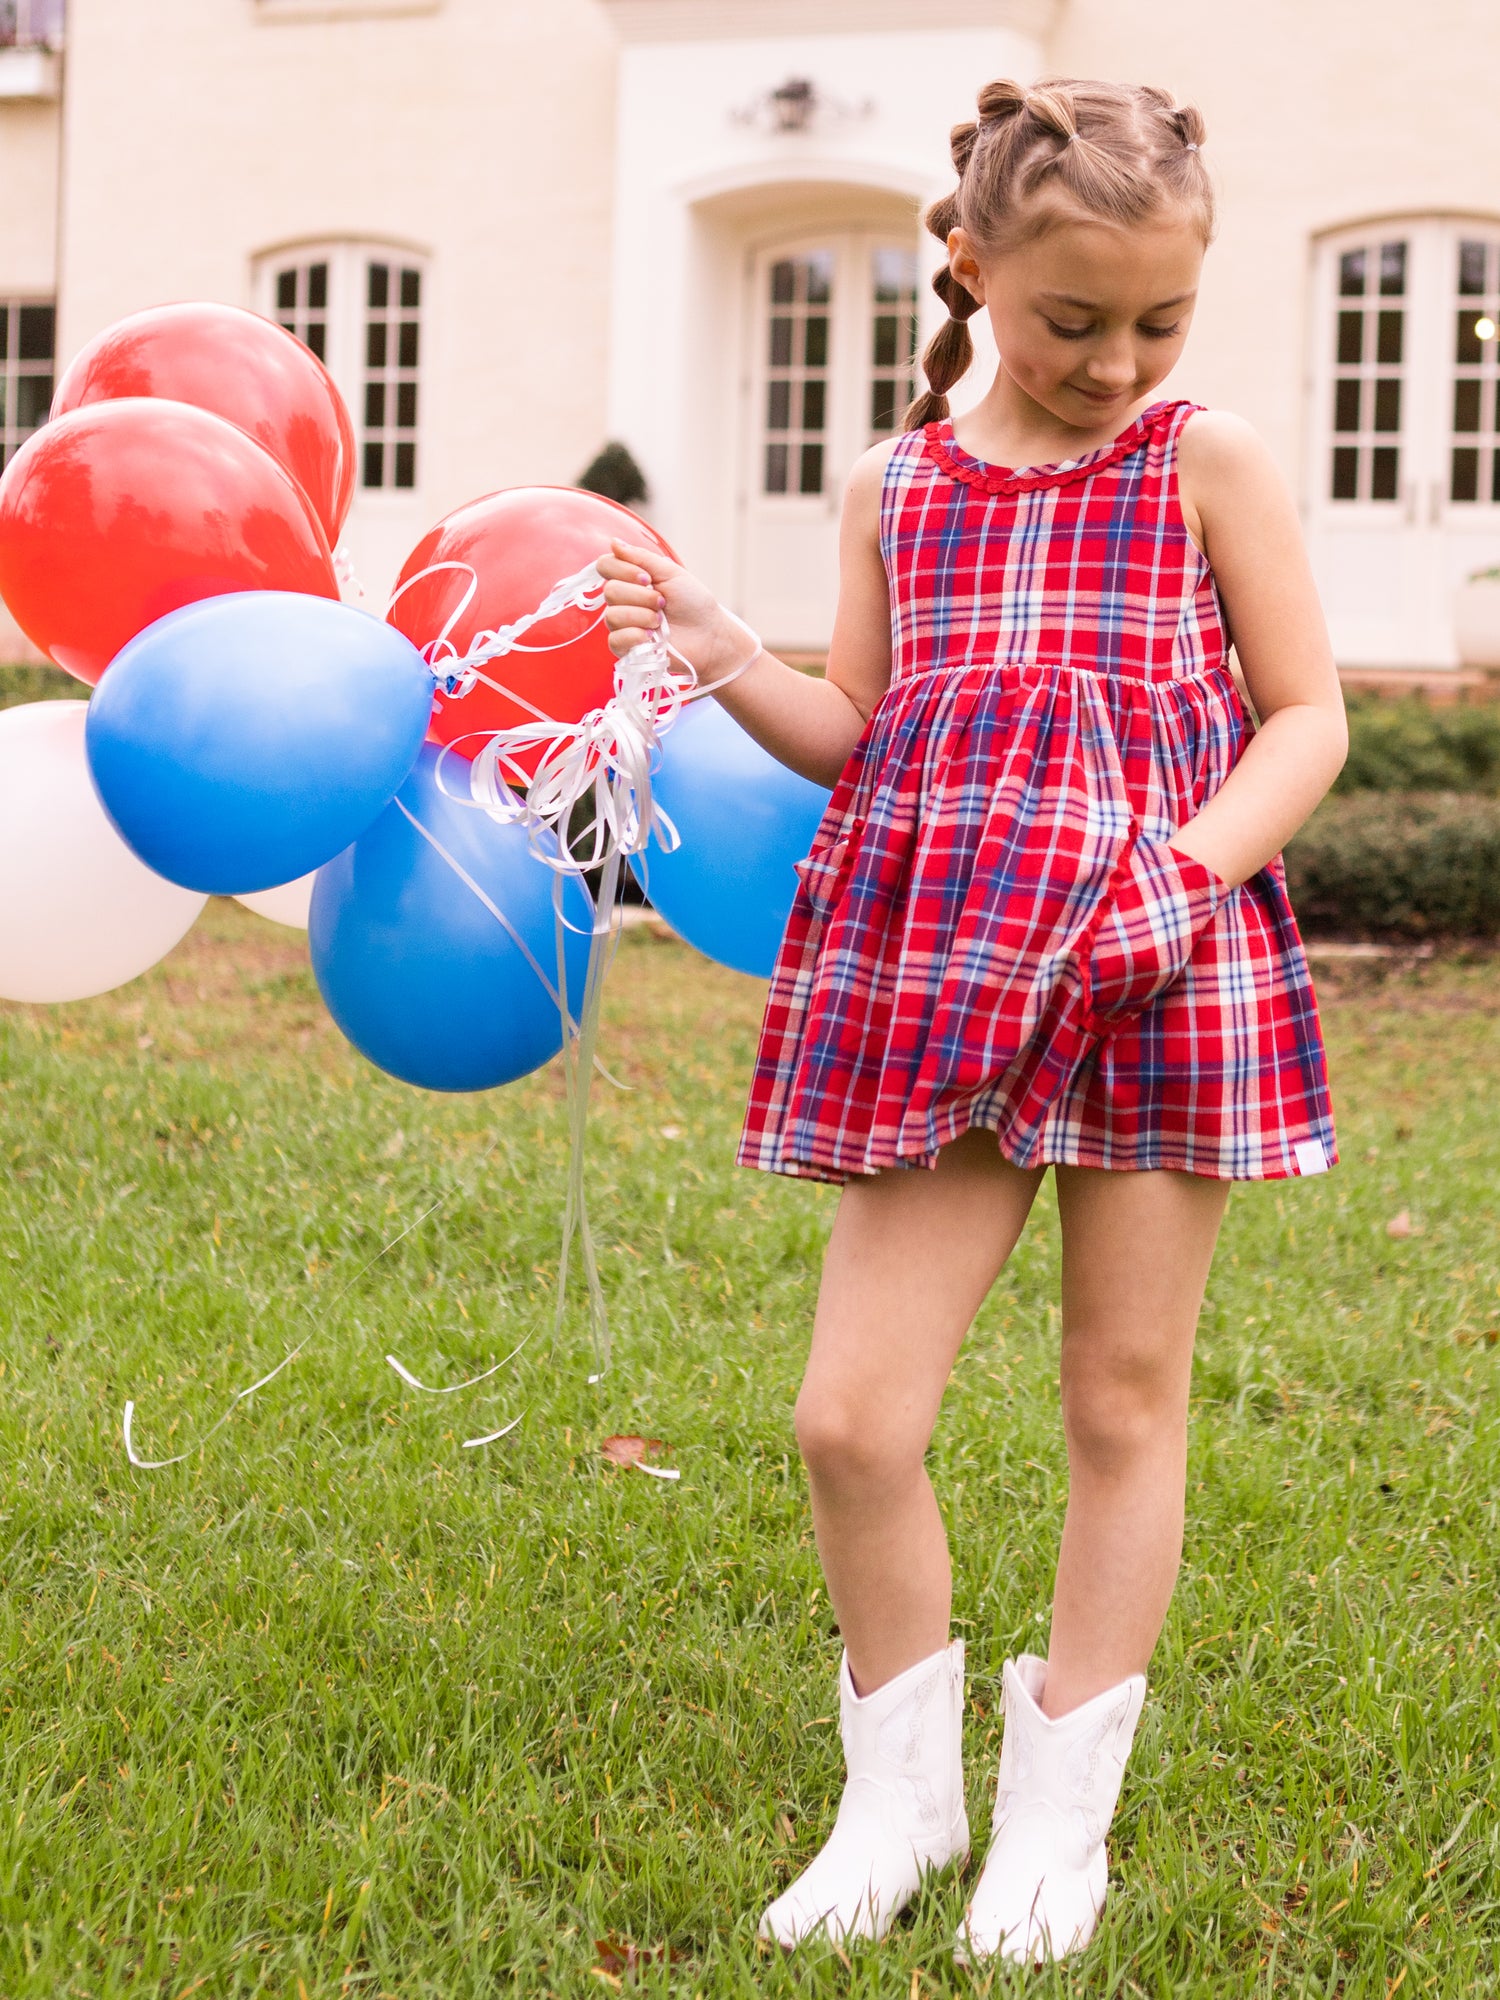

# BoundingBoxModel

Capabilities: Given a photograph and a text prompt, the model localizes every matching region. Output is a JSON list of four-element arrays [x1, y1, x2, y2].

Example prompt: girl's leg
[[795, 1129, 1046, 1694], [958, 1166, 1228, 1968], [1045, 1166, 1230, 1716]]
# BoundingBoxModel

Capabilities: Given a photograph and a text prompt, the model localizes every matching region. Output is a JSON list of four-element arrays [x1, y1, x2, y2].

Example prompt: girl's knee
[[793, 1383, 921, 1496], [1061, 1344, 1187, 1476]]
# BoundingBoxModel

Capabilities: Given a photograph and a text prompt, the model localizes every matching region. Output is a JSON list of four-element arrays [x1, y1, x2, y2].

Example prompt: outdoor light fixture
[[1475, 316, 1497, 342], [731, 75, 874, 135], [770, 76, 817, 131]]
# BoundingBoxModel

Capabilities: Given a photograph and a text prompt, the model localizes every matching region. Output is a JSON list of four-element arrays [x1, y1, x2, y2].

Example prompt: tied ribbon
[[123, 550, 762, 1468]]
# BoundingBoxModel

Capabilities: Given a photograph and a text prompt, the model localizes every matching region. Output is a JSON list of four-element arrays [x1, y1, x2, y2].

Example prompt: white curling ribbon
[[122, 553, 761, 1465]]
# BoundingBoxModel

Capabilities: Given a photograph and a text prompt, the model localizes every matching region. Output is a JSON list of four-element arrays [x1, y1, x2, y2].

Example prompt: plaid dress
[[737, 399, 1338, 1184]]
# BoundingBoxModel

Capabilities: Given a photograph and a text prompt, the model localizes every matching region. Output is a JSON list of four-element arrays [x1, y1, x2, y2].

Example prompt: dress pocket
[[1079, 829, 1229, 1034], [793, 824, 861, 925]]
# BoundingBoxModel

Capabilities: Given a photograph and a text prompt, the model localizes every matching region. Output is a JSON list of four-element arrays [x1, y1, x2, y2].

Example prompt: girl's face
[[950, 210, 1205, 432]]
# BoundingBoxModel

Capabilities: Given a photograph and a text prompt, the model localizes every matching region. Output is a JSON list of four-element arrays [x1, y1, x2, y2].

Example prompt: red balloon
[[388, 487, 678, 762], [0, 398, 340, 687], [52, 302, 356, 546]]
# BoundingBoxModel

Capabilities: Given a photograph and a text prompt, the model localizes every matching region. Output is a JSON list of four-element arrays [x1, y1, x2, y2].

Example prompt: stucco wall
[[58, 0, 619, 593], [0, 89, 60, 660]]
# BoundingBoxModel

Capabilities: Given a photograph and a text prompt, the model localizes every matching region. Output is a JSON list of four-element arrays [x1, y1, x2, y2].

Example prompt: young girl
[[600, 76, 1345, 1965]]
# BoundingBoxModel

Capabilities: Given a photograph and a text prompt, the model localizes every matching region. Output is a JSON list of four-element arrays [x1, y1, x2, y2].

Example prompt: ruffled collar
[[922, 399, 1192, 495]]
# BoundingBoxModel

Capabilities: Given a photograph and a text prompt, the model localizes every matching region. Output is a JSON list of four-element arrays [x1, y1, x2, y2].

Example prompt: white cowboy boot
[[955, 1653, 1145, 1967], [760, 1639, 970, 1947]]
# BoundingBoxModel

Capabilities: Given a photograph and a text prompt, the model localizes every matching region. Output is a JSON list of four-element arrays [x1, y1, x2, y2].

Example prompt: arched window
[[1308, 218, 1500, 668], [255, 242, 427, 493], [0, 297, 54, 472]]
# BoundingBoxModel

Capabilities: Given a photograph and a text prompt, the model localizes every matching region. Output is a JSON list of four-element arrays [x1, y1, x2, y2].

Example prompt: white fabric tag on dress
[[1294, 1138, 1329, 1176]]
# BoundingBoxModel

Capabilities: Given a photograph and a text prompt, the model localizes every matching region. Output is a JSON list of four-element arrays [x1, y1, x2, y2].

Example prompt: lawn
[[1, 905, 1498, 1998]]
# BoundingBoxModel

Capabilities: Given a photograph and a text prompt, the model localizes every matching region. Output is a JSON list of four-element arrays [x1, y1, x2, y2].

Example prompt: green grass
[[2, 906, 1499, 1997], [0, 660, 78, 709]]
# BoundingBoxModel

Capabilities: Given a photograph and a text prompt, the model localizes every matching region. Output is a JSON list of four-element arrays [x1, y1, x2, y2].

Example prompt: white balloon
[[235, 873, 315, 929], [0, 701, 206, 1003]]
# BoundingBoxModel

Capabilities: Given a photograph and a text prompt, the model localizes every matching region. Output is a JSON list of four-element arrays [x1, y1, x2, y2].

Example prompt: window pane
[[1455, 379, 1481, 432], [768, 317, 792, 367], [363, 440, 385, 488], [1370, 446, 1399, 500], [871, 380, 897, 433], [799, 442, 824, 494], [368, 262, 389, 309], [366, 321, 387, 369], [398, 321, 419, 369], [1373, 379, 1401, 432], [1331, 446, 1359, 500], [0, 375, 8, 423], [364, 381, 386, 428], [1459, 240, 1488, 295], [764, 441, 788, 493], [1456, 312, 1483, 366], [394, 441, 416, 488], [872, 245, 916, 304], [1452, 446, 1479, 502], [1337, 312, 1363, 366], [0, 306, 8, 357], [1376, 311, 1403, 365], [872, 313, 898, 368], [766, 379, 790, 430], [16, 374, 51, 428], [1338, 249, 1366, 297], [399, 268, 421, 309], [396, 381, 418, 429], [18, 304, 53, 361], [805, 254, 832, 305], [1378, 241, 1406, 296], [1334, 378, 1361, 432], [801, 378, 826, 431], [1491, 453, 1500, 505], [276, 270, 297, 311], [770, 261, 795, 306], [305, 322, 326, 362], [803, 316, 828, 368], [308, 263, 328, 311]]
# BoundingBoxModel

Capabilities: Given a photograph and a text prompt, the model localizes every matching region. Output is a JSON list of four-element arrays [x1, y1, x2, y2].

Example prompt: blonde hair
[[906, 77, 1214, 429]]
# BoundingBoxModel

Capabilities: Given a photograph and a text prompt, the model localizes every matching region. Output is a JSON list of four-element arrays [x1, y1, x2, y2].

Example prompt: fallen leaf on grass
[[658, 1124, 683, 1140], [599, 1435, 681, 1481], [593, 1935, 677, 1979], [1384, 1209, 1421, 1239]]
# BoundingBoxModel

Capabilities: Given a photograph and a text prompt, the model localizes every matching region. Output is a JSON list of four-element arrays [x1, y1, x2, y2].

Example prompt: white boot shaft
[[760, 1638, 970, 1947], [957, 1653, 1145, 1967]]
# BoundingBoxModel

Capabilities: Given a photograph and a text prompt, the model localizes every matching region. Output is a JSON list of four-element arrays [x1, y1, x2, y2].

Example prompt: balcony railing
[[0, 0, 64, 49]]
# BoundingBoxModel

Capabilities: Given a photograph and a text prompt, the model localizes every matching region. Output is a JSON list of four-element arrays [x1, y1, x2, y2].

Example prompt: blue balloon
[[310, 745, 593, 1093], [86, 591, 434, 894], [630, 699, 831, 977]]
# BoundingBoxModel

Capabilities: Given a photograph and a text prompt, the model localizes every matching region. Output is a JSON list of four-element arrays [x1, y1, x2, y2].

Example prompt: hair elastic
[[1183, 141, 1200, 152]]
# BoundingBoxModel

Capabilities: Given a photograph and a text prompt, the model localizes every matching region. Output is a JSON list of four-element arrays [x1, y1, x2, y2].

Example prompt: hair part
[[905, 77, 1214, 430]]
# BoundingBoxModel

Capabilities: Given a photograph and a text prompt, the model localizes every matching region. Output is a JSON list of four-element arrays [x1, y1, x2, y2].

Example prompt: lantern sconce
[[732, 75, 875, 136]]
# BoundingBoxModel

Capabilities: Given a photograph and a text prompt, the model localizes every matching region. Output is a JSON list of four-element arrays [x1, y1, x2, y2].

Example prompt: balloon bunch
[[0, 298, 832, 1457]]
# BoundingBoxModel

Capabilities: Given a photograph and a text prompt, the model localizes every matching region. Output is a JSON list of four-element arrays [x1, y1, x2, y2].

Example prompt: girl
[[599, 77, 1346, 1966]]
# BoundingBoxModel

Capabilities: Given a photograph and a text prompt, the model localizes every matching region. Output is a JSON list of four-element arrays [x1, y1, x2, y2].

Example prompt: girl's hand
[[597, 539, 754, 685]]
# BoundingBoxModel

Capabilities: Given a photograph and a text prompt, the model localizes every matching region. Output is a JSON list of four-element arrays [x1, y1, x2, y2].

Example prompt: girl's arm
[[1170, 412, 1349, 887], [596, 441, 897, 791]]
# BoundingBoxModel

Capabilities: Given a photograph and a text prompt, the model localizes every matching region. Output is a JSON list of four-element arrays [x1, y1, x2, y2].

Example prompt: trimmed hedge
[[0, 662, 77, 711], [1284, 790, 1500, 938], [1336, 694, 1500, 795]]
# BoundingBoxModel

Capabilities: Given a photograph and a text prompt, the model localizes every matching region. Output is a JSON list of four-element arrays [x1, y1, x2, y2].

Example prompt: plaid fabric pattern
[[738, 400, 1338, 1183]]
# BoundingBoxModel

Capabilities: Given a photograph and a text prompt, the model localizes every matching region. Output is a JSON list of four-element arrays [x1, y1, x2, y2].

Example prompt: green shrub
[[0, 661, 76, 711], [1284, 791, 1500, 937], [1335, 694, 1500, 795], [575, 439, 649, 509]]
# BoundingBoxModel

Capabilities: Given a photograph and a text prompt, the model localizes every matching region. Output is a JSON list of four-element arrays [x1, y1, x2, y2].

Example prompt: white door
[[737, 232, 920, 652], [1307, 219, 1500, 667]]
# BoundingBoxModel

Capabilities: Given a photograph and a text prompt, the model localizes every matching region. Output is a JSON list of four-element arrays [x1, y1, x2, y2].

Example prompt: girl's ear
[[947, 228, 987, 308]]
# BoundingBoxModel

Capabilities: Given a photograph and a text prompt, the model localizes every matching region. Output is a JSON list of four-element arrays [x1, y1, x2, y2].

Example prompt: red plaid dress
[[738, 399, 1337, 1184]]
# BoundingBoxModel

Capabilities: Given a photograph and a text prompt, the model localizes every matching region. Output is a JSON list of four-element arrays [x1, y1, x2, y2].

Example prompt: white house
[[4, 0, 1500, 676]]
